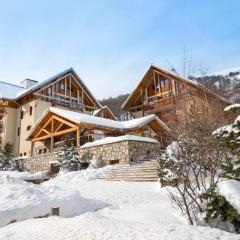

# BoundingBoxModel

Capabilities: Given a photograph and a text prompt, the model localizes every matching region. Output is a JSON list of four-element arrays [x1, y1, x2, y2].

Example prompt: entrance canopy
[[27, 107, 172, 147]]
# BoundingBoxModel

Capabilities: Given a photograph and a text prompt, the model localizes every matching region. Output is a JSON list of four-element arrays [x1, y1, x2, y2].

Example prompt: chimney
[[20, 79, 38, 89]]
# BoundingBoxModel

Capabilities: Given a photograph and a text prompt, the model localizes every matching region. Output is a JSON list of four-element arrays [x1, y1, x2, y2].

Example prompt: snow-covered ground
[[0, 170, 239, 240]]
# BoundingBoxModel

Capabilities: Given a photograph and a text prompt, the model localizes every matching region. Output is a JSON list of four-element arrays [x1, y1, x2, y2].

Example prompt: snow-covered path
[[0, 170, 239, 240]]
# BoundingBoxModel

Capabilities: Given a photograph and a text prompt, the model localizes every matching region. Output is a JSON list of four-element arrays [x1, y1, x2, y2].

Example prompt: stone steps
[[97, 159, 159, 182]]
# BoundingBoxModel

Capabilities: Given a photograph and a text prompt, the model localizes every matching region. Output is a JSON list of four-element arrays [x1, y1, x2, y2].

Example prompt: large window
[[47, 87, 52, 95], [162, 79, 169, 87]]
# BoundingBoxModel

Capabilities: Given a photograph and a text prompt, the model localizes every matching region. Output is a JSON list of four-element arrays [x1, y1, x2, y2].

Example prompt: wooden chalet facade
[[122, 65, 230, 129], [0, 68, 117, 157]]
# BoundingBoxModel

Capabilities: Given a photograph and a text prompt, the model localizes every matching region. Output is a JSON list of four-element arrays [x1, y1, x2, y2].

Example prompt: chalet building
[[122, 65, 231, 143], [0, 67, 170, 159]]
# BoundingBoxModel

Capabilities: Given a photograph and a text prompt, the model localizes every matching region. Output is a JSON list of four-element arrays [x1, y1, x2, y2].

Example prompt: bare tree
[[158, 98, 228, 224]]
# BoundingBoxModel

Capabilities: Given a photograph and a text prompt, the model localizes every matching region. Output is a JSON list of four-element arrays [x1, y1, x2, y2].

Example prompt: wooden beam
[[32, 127, 79, 142], [34, 116, 53, 138], [35, 74, 71, 96], [69, 75, 72, 102], [77, 128, 80, 147], [70, 73, 97, 108], [52, 115, 77, 128], [50, 117, 54, 152], [54, 122, 64, 133], [65, 77, 67, 99]]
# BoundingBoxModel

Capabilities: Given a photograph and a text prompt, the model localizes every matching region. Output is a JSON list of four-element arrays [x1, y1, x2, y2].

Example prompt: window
[[24, 152, 26, 156], [20, 153, 22, 157], [21, 111, 23, 119], [44, 148, 47, 154], [162, 79, 169, 87], [47, 87, 52, 95], [60, 83, 64, 90], [17, 127, 20, 136], [30, 106, 33, 116], [27, 125, 31, 131], [39, 149, 42, 154]]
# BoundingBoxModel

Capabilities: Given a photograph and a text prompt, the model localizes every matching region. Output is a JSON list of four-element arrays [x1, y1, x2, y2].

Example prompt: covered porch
[[27, 107, 172, 156]]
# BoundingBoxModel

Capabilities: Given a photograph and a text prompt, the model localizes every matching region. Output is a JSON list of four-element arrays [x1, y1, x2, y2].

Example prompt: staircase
[[97, 159, 159, 182]]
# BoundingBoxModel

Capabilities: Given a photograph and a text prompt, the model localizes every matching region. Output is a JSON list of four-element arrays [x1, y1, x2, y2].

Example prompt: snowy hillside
[[0, 170, 239, 240], [193, 66, 240, 101]]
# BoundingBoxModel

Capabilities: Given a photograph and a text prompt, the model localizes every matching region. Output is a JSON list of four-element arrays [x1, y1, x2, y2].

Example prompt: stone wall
[[19, 140, 160, 172]]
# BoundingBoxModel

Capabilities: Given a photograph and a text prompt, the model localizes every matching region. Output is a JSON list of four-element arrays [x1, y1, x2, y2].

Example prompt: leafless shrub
[[158, 98, 228, 224]]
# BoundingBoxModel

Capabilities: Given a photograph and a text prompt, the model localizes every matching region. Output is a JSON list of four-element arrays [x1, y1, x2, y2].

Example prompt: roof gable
[[122, 65, 230, 110], [0, 68, 101, 109]]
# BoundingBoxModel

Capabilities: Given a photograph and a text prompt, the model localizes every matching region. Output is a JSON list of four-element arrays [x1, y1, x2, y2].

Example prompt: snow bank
[[217, 180, 240, 213], [81, 135, 158, 148], [0, 211, 238, 240], [0, 171, 239, 239], [0, 171, 107, 227], [51, 165, 115, 182]]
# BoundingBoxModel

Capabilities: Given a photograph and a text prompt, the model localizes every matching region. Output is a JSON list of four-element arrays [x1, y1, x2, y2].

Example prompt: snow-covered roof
[[92, 106, 117, 120], [81, 135, 159, 148], [0, 68, 102, 108], [0, 81, 25, 100], [28, 107, 171, 139], [50, 107, 170, 131]]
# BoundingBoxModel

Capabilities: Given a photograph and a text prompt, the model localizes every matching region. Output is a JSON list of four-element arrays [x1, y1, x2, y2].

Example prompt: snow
[[81, 135, 159, 148], [0, 81, 25, 100], [213, 67, 240, 77], [217, 180, 240, 213], [29, 107, 171, 139], [0, 170, 239, 239], [224, 104, 240, 112]]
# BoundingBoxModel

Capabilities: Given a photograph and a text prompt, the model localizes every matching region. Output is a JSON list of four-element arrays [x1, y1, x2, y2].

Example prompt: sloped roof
[[0, 68, 102, 108], [122, 65, 231, 110], [92, 105, 117, 120], [28, 107, 172, 139], [0, 81, 25, 100]]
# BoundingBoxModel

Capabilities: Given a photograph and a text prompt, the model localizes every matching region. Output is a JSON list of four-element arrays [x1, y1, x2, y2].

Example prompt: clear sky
[[0, 0, 239, 99]]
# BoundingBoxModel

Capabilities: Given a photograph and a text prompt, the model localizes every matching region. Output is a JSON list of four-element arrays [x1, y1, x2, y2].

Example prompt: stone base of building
[[19, 140, 160, 172]]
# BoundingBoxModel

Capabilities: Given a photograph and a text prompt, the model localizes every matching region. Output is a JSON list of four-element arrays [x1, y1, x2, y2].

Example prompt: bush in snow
[[0, 143, 20, 171], [158, 100, 227, 225], [58, 139, 81, 171], [203, 104, 240, 233]]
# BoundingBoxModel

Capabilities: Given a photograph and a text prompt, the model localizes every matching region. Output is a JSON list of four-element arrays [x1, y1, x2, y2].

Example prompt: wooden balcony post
[[77, 128, 80, 147], [50, 137, 54, 152]]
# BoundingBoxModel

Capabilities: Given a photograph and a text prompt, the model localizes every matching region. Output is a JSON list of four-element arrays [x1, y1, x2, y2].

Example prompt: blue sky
[[0, 0, 239, 99]]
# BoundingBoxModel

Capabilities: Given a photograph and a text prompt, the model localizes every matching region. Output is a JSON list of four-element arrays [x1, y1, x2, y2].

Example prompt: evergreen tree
[[203, 104, 240, 233], [58, 139, 81, 171], [0, 143, 18, 171]]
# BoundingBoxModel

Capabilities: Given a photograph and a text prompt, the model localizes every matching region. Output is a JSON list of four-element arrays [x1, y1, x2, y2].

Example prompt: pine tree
[[0, 143, 18, 171], [203, 104, 240, 233], [213, 105, 240, 180], [58, 139, 81, 171]]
